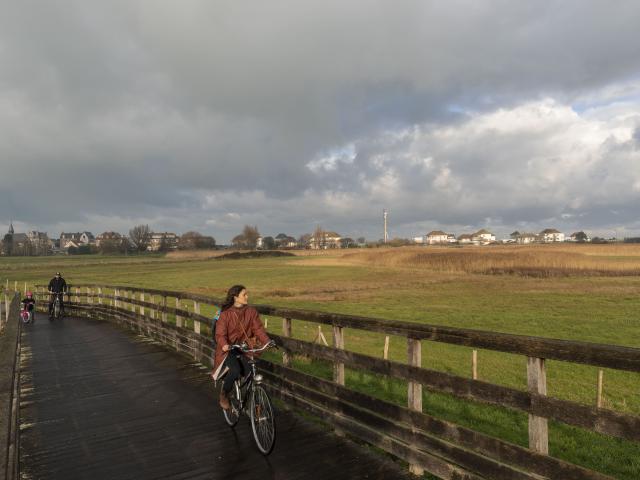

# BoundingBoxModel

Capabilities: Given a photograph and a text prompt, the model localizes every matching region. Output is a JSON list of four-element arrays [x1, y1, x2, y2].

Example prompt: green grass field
[[2, 250, 639, 478]]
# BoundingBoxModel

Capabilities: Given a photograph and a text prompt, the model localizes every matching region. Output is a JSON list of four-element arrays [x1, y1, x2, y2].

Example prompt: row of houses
[[60, 231, 180, 251], [2, 224, 183, 255], [257, 231, 348, 250], [415, 229, 589, 245]]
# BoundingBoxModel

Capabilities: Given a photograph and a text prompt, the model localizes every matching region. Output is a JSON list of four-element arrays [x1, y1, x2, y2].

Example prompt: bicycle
[[221, 341, 277, 455], [49, 291, 66, 320], [20, 304, 34, 324]]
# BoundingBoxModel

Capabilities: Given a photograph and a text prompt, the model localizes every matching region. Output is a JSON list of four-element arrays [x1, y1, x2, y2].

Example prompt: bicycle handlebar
[[228, 341, 277, 354]]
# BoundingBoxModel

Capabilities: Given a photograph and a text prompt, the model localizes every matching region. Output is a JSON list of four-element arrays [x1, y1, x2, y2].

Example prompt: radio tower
[[383, 209, 388, 243]]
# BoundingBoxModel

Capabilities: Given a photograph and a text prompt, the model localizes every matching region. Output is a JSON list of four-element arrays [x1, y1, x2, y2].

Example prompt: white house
[[540, 229, 565, 243], [516, 233, 538, 244], [413, 236, 425, 244], [457, 234, 473, 244], [308, 231, 341, 249], [426, 230, 449, 245], [148, 232, 179, 251], [472, 229, 496, 244]]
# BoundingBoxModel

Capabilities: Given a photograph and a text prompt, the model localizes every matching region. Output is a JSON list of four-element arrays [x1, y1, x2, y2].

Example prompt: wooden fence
[[33, 284, 640, 479], [0, 292, 21, 480]]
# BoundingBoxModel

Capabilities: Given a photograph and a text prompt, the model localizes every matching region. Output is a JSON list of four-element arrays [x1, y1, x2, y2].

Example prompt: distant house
[[148, 232, 179, 251], [447, 234, 457, 243], [413, 236, 425, 244], [516, 233, 538, 244], [540, 229, 565, 243], [60, 232, 94, 249], [96, 231, 122, 247], [426, 230, 449, 245], [308, 231, 341, 249], [275, 233, 298, 249], [27, 231, 50, 255], [472, 229, 496, 244], [457, 234, 473, 244]]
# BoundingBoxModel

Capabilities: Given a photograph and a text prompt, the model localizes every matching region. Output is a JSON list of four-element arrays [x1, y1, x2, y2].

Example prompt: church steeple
[[8, 221, 14, 235]]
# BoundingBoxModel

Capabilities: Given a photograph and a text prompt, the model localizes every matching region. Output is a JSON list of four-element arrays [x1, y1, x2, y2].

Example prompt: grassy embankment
[[2, 244, 640, 478]]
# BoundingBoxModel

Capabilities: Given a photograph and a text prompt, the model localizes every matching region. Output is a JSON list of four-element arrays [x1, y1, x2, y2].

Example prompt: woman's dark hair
[[221, 284, 246, 312]]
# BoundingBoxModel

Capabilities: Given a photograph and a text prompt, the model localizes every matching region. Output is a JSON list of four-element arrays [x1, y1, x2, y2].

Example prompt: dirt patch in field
[[216, 251, 295, 260]]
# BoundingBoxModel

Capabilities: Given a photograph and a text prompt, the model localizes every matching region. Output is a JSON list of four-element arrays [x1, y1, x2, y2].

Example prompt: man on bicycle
[[48, 272, 68, 318]]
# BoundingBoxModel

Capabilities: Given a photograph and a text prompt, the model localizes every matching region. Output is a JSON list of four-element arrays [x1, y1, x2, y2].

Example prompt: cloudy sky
[[1, 1, 640, 242]]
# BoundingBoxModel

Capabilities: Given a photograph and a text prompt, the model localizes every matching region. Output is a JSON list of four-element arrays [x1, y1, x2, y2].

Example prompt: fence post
[[114, 288, 120, 308], [193, 301, 201, 334], [283, 317, 292, 367], [596, 369, 604, 408], [140, 292, 145, 316], [98, 287, 102, 305], [147, 295, 154, 319], [130, 291, 136, 313], [161, 296, 167, 323], [472, 350, 478, 380], [527, 357, 549, 454], [383, 335, 390, 360], [176, 297, 183, 328], [333, 325, 345, 385], [407, 337, 423, 476]]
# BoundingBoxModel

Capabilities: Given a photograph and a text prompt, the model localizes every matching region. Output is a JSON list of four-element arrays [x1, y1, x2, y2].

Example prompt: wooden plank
[[407, 337, 423, 476], [527, 357, 548, 454]]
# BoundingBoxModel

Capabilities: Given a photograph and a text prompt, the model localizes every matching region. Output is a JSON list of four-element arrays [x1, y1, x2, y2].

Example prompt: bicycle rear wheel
[[222, 382, 241, 427], [250, 385, 276, 455]]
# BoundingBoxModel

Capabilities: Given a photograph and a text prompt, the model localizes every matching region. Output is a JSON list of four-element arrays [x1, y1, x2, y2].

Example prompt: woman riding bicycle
[[213, 285, 271, 410]]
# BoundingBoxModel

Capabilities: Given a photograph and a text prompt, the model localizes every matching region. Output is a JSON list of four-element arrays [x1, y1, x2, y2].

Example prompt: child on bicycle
[[21, 291, 36, 317], [212, 285, 272, 410]]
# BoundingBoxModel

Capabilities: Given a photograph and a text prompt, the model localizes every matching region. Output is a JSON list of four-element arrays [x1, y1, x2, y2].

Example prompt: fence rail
[[0, 292, 21, 480], [33, 284, 639, 479]]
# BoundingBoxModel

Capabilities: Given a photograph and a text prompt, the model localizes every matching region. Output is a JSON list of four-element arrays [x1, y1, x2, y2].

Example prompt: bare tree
[[242, 225, 260, 249], [313, 225, 325, 249], [180, 231, 202, 250], [129, 224, 151, 252]]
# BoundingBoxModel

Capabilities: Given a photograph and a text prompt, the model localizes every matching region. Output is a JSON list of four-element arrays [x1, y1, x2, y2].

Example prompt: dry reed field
[[332, 243, 640, 276]]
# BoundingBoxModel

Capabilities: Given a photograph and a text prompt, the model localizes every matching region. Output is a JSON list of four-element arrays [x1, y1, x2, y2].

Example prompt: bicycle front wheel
[[250, 385, 276, 455], [222, 382, 241, 427]]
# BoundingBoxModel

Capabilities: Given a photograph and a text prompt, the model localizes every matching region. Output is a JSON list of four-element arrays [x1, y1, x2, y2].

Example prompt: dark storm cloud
[[1, 1, 640, 241]]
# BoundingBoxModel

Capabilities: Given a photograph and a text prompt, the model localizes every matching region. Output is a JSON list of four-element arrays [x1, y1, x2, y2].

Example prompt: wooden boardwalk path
[[19, 315, 411, 480]]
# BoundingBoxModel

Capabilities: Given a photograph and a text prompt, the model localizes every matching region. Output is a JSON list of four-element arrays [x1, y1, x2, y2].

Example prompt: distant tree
[[231, 234, 246, 248], [262, 236, 276, 250], [298, 233, 311, 248], [313, 226, 325, 249], [99, 238, 124, 254], [179, 231, 201, 250], [357, 237, 366, 245], [339, 237, 355, 248], [591, 237, 608, 244], [2, 233, 13, 256], [387, 237, 412, 247], [242, 225, 260, 249], [573, 231, 589, 243], [199, 235, 216, 249], [129, 224, 151, 252]]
